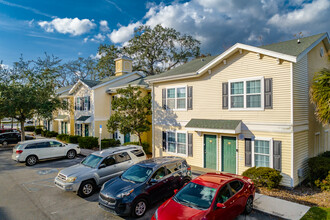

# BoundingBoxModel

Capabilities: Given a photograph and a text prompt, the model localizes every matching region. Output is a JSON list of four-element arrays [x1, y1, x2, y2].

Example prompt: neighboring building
[[146, 33, 330, 187]]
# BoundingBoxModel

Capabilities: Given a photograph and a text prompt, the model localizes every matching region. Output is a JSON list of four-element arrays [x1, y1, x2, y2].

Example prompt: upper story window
[[75, 96, 90, 111], [166, 87, 186, 110], [63, 98, 69, 110], [229, 77, 263, 110]]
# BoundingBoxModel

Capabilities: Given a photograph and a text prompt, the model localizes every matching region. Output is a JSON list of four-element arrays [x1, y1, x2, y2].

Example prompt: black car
[[0, 132, 34, 146], [98, 156, 192, 217]]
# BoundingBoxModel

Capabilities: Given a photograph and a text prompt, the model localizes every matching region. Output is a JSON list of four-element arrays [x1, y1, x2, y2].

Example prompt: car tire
[[244, 196, 253, 215], [182, 178, 191, 186], [67, 150, 76, 159], [2, 141, 8, 147], [132, 198, 148, 218], [26, 155, 37, 166], [78, 180, 95, 198]]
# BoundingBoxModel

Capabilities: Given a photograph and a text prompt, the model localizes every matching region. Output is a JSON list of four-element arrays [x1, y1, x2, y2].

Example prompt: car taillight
[[187, 166, 191, 171], [16, 150, 23, 154]]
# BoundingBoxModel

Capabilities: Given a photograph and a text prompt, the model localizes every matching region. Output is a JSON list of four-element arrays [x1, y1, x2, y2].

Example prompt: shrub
[[67, 135, 80, 144], [78, 136, 99, 149], [321, 151, 330, 158], [36, 125, 44, 129], [24, 126, 35, 132], [242, 167, 282, 189], [123, 141, 151, 154], [308, 155, 330, 184], [57, 134, 69, 142], [101, 139, 121, 148], [315, 171, 330, 191], [34, 128, 42, 135]]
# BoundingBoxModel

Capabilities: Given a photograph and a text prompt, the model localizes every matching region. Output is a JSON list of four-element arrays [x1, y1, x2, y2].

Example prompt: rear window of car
[[115, 152, 131, 163], [166, 163, 180, 174], [130, 149, 145, 157], [25, 142, 50, 149], [229, 180, 244, 194]]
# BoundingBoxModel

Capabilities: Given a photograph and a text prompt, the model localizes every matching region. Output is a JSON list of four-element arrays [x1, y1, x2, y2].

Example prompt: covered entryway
[[204, 134, 217, 169], [221, 136, 236, 173]]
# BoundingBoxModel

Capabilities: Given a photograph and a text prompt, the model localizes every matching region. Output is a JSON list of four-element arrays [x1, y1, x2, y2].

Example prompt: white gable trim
[[69, 80, 91, 95], [296, 33, 330, 62], [93, 71, 145, 90]]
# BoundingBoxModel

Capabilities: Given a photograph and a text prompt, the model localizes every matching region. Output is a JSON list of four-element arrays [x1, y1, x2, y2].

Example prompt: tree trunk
[[11, 118, 13, 129], [137, 133, 142, 146], [20, 121, 25, 141]]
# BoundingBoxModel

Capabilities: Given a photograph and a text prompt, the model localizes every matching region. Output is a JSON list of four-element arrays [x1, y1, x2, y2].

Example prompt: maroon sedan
[[152, 172, 255, 220]]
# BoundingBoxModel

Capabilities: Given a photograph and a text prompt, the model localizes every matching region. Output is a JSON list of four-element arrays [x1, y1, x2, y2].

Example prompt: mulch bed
[[257, 185, 330, 208]]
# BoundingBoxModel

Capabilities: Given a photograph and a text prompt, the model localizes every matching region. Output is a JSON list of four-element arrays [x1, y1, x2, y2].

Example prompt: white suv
[[12, 139, 80, 166]]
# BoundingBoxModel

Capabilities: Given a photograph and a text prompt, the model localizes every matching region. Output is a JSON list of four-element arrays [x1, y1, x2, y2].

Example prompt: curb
[[0, 147, 12, 151]]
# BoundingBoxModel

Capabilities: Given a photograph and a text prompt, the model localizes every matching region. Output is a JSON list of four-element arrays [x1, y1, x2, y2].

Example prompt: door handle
[[230, 200, 235, 205]]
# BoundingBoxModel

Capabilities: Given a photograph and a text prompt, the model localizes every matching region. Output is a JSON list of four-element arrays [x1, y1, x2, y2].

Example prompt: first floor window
[[254, 140, 270, 167], [166, 131, 187, 155]]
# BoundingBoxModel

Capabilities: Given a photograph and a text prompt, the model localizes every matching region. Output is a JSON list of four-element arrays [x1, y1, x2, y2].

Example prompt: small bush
[[34, 128, 42, 135], [57, 134, 69, 142], [78, 136, 99, 149], [24, 126, 35, 132], [67, 135, 80, 144], [242, 167, 282, 189], [47, 131, 58, 137], [315, 171, 330, 191], [308, 155, 330, 184], [321, 151, 330, 158], [123, 141, 151, 154], [101, 139, 121, 148]]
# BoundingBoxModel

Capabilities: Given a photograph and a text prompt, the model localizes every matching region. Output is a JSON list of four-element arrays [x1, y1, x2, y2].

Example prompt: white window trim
[[166, 85, 187, 111], [252, 137, 273, 168], [84, 96, 89, 111], [166, 130, 188, 157], [228, 76, 264, 111]]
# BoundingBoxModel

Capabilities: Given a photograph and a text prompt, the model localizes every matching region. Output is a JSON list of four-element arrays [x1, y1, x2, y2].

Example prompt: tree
[[310, 67, 330, 125], [64, 57, 99, 82], [0, 55, 64, 141], [96, 44, 120, 78], [107, 86, 151, 145]]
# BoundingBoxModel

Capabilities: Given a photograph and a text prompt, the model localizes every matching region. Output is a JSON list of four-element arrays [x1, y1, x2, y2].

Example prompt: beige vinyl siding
[[307, 41, 330, 157], [153, 51, 292, 125], [293, 131, 309, 186], [94, 120, 111, 139], [293, 55, 308, 125]]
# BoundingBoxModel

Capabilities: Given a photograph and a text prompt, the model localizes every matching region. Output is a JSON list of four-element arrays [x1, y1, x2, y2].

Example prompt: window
[[216, 185, 232, 204], [152, 167, 166, 180], [166, 163, 180, 174], [101, 155, 116, 167], [75, 124, 82, 136], [50, 141, 62, 147], [84, 97, 89, 111], [63, 98, 69, 110], [254, 139, 271, 167], [166, 131, 187, 155], [229, 77, 263, 110], [131, 149, 145, 157], [166, 87, 186, 110], [115, 152, 131, 163], [75, 96, 90, 111], [229, 180, 244, 194]]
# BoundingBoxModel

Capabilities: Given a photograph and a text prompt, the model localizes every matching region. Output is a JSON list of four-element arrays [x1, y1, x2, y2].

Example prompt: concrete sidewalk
[[191, 166, 310, 220]]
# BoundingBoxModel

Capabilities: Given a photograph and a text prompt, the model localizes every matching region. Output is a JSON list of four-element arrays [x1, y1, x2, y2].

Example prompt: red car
[[152, 172, 255, 220]]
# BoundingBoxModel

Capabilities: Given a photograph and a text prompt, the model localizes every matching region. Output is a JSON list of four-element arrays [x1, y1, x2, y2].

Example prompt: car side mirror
[[149, 179, 157, 185], [216, 203, 226, 209], [99, 164, 106, 169], [174, 189, 178, 194]]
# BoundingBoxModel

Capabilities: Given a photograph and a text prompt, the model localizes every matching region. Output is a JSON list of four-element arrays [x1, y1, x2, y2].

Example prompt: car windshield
[[121, 165, 153, 183], [81, 154, 103, 168], [173, 182, 217, 210]]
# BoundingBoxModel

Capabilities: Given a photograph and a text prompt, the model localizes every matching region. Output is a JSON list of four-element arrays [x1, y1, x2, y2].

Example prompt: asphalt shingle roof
[[54, 115, 69, 120], [76, 116, 91, 121], [185, 119, 242, 130], [260, 33, 326, 56], [55, 85, 73, 95]]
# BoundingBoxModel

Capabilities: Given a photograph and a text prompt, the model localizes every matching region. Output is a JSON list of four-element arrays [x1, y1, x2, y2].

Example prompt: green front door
[[204, 135, 217, 170], [84, 124, 89, 137], [124, 133, 130, 143], [222, 136, 236, 174]]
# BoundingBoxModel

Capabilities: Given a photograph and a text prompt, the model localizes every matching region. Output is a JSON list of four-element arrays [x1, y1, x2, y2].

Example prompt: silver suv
[[54, 145, 146, 197]]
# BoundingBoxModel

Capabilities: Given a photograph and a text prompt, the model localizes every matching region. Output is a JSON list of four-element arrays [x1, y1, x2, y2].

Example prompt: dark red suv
[[152, 172, 255, 220]]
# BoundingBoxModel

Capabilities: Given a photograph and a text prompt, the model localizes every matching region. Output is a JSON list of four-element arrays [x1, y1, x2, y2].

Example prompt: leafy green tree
[[123, 24, 200, 75], [0, 55, 64, 141], [107, 86, 151, 145], [96, 44, 120, 78], [310, 67, 330, 125]]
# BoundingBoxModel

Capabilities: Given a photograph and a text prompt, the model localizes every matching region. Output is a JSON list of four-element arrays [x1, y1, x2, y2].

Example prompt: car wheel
[[244, 196, 253, 215], [26, 155, 37, 166], [132, 198, 147, 218], [67, 150, 76, 159], [78, 180, 95, 198]]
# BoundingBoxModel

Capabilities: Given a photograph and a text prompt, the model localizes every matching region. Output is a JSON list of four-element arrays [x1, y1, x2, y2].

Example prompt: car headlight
[[154, 208, 158, 220], [66, 177, 77, 183], [116, 189, 134, 198]]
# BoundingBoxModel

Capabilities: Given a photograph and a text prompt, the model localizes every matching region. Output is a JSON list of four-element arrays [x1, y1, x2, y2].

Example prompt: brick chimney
[[114, 56, 133, 76]]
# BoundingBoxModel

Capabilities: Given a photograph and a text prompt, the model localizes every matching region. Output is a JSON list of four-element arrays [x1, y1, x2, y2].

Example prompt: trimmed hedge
[[40, 130, 58, 138], [67, 135, 79, 144], [242, 167, 282, 189], [24, 126, 35, 132], [123, 141, 151, 154], [101, 139, 121, 148], [78, 136, 99, 149], [308, 153, 330, 184], [315, 171, 330, 191], [34, 128, 42, 135], [57, 134, 69, 142]]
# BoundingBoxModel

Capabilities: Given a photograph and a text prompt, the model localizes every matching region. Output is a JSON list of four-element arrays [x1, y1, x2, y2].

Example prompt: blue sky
[[0, 0, 329, 67]]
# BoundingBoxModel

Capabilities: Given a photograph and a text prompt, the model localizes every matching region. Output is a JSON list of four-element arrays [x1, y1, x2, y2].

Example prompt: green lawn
[[301, 207, 330, 220]]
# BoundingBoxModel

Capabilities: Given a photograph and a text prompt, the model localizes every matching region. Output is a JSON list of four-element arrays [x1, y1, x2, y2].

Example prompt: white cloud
[[108, 22, 141, 44], [38, 17, 96, 36], [83, 33, 106, 43], [90, 52, 105, 59], [0, 63, 9, 69], [100, 20, 110, 32]]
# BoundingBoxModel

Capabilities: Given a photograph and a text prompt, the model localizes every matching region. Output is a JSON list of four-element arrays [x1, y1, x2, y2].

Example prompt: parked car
[[0, 132, 34, 146], [0, 128, 19, 134], [12, 139, 80, 166], [55, 145, 146, 198], [152, 172, 256, 220], [99, 156, 192, 218]]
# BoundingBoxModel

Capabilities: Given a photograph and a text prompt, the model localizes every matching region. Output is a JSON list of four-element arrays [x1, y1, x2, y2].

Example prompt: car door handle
[[230, 200, 235, 205]]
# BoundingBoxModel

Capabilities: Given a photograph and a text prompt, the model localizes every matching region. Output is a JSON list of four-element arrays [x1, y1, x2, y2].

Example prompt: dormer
[[115, 56, 133, 76]]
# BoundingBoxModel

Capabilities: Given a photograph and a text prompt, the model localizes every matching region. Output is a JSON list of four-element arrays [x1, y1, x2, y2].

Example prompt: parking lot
[[0, 150, 281, 220]]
